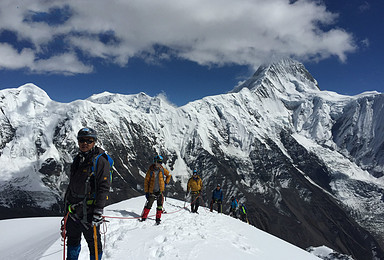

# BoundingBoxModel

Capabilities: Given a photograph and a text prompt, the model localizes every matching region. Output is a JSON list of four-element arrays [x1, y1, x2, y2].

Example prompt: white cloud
[[31, 53, 94, 75], [0, 43, 35, 69], [359, 1, 370, 12], [0, 0, 357, 74]]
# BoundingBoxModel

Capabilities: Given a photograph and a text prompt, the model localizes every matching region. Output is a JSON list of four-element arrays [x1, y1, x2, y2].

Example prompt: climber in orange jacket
[[140, 155, 171, 225]]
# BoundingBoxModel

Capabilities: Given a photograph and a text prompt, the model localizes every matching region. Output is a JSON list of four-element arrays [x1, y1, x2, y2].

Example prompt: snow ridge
[[0, 197, 324, 260]]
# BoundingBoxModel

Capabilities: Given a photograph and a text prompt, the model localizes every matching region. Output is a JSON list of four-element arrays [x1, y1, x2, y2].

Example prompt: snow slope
[[0, 196, 323, 260]]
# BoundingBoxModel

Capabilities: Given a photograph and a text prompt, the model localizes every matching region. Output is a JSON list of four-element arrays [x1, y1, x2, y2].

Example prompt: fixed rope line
[[102, 197, 205, 220], [103, 206, 187, 220]]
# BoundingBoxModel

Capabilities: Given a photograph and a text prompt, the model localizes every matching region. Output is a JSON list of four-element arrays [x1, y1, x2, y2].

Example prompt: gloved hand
[[145, 192, 150, 200], [92, 209, 104, 226]]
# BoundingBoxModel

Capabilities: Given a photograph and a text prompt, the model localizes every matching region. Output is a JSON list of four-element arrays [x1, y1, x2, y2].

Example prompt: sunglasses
[[78, 138, 94, 144]]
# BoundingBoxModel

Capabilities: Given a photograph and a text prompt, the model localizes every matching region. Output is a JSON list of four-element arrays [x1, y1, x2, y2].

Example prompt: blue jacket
[[212, 188, 223, 201], [231, 199, 238, 209]]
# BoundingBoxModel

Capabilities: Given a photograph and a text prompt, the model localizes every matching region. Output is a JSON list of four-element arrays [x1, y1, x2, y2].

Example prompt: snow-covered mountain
[[1, 58, 384, 260], [0, 196, 349, 260]]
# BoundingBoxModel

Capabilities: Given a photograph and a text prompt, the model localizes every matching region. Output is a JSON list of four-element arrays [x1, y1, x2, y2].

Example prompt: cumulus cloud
[[32, 53, 94, 75], [0, 0, 356, 74], [0, 43, 35, 69]]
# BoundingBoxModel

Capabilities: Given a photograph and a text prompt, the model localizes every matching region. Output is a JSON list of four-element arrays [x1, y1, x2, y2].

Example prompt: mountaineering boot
[[141, 207, 150, 221], [155, 208, 162, 224], [67, 244, 81, 260]]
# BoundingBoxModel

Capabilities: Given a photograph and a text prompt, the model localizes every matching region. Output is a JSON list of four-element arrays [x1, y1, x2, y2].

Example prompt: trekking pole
[[93, 225, 99, 260]]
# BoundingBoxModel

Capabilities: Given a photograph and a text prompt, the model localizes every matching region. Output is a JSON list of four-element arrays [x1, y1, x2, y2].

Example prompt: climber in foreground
[[186, 169, 203, 213], [62, 127, 111, 260], [210, 184, 223, 213], [140, 155, 172, 225]]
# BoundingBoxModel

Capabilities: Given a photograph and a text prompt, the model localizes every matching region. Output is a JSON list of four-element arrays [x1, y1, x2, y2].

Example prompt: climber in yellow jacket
[[186, 170, 203, 213]]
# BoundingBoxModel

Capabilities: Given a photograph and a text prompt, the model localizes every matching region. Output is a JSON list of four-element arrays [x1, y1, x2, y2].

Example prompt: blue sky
[[0, 0, 382, 106]]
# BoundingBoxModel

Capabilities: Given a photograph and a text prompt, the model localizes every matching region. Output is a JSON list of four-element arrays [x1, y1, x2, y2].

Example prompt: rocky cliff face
[[1, 59, 384, 259]]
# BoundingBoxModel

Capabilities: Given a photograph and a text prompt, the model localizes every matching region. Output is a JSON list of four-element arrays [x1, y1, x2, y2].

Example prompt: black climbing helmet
[[77, 127, 97, 141]]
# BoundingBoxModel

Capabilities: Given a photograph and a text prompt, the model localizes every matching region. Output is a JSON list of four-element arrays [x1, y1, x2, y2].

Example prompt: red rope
[[62, 212, 69, 260], [188, 193, 211, 213], [103, 198, 191, 220], [103, 215, 141, 220]]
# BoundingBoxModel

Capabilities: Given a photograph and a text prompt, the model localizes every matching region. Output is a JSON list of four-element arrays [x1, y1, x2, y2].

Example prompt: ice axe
[[93, 225, 99, 260]]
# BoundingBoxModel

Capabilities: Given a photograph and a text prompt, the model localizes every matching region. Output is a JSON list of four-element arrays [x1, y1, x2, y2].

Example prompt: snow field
[[0, 196, 321, 260]]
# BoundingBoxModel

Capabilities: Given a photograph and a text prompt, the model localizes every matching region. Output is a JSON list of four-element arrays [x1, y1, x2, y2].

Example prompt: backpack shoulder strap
[[91, 153, 104, 175], [92, 152, 114, 184]]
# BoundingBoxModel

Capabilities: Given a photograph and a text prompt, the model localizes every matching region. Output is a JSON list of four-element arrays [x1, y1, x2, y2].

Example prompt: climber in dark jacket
[[62, 127, 111, 260], [210, 184, 223, 213]]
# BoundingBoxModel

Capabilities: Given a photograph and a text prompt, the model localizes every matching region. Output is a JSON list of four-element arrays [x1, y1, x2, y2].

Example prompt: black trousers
[[145, 191, 164, 210], [66, 214, 102, 256], [191, 192, 200, 212], [210, 199, 222, 213], [229, 208, 237, 218]]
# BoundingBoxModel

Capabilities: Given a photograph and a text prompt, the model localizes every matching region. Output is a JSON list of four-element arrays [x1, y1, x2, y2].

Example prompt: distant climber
[[210, 184, 223, 213], [239, 203, 248, 223], [229, 196, 238, 218], [186, 170, 203, 213]]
